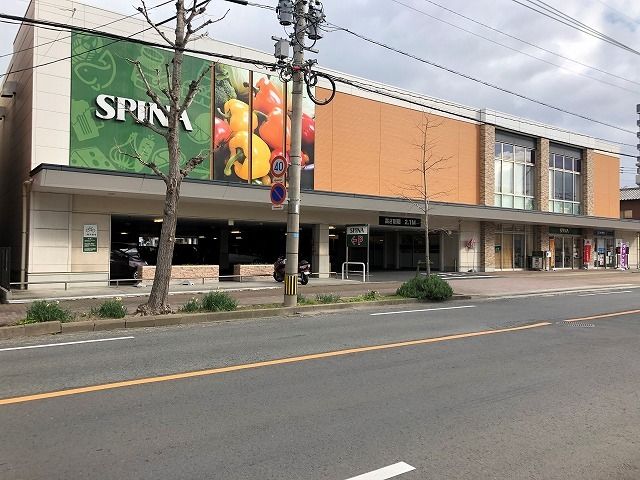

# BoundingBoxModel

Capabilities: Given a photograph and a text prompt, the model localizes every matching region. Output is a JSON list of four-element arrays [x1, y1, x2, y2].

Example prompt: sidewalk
[[1, 269, 638, 326]]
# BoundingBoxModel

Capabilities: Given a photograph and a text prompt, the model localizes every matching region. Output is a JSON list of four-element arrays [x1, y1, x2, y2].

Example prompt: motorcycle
[[273, 256, 311, 285]]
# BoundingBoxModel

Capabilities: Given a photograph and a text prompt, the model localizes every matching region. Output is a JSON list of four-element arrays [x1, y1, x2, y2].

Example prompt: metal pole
[[283, 0, 307, 307]]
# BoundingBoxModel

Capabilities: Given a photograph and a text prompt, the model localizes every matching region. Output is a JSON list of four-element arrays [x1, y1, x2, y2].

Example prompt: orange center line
[[0, 322, 551, 406]]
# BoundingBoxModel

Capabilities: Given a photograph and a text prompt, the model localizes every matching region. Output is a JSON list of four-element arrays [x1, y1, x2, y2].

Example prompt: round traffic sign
[[270, 182, 287, 206], [270, 155, 288, 178]]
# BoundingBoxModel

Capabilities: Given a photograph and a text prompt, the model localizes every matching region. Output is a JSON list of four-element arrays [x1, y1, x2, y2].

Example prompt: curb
[[0, 295, 470, 340]]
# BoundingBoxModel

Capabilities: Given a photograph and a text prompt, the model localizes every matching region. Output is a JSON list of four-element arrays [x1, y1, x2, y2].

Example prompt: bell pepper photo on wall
[[212, 63, 314, 189]]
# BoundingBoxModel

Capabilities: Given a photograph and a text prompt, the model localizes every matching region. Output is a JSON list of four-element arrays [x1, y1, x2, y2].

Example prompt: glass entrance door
[[554, 237, 563, 268]]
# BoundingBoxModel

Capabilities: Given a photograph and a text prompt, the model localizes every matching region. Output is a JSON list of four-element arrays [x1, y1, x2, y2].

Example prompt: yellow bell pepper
[[224, 131, 271, 180], [220, 99, 258, 134]]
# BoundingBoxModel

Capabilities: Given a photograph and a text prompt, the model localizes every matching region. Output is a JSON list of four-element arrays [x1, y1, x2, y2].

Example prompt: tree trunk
[[424, 213, 431, 277], [140, 1, 186, 314], [145, 177, 180, 314]]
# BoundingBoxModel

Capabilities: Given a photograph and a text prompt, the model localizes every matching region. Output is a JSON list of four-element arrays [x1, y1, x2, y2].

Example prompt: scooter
[[273, 256, 311, 285]]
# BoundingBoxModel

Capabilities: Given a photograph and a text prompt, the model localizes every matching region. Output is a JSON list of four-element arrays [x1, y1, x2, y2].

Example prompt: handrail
[[8, 271, 338, 290], [341, 262, 366, 282]]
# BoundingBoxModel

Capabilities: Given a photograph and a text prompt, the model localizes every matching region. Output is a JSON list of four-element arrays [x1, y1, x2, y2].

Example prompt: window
[[494, 141, 535, 210], [548, 152, 581, 215], [623, 210, 633, 219]]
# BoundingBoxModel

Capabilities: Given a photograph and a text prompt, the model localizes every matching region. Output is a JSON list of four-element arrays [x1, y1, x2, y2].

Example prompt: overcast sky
[[3, 0, 640, 186]]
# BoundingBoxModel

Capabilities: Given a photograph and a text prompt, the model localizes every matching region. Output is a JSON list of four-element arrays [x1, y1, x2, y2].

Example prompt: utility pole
[[284, 0, 306, 306], [636, 103, 640, 186], [275, 0, 329, 306]]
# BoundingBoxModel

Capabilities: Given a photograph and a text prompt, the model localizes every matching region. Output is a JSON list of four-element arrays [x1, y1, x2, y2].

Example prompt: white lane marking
[[344, 462, 415, 480], [0, 336, 134, 352], [370, 305, 476, 316], [578, 290, 632, 297]]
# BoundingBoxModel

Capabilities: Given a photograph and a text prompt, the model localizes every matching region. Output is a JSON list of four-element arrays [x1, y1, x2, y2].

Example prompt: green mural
[[70, 33, 212, 179]]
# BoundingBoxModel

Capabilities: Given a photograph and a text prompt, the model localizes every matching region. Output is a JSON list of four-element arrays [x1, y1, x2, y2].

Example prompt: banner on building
[[69, 33, 315, 188]]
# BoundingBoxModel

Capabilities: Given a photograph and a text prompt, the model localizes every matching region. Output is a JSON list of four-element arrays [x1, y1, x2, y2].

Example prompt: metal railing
[[8, 271, 340, 291], [341, 262, 366, 282]]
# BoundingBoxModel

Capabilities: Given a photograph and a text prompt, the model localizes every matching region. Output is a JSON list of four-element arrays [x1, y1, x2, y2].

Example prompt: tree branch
[[138, 0, 175, 47], [179, 64, 212, 115], [180, 150, 209, 178], [115, 140, 168, 183], [129, 58, 171, 118]]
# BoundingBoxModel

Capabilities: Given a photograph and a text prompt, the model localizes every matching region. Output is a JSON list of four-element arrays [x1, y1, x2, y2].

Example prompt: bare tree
[[122, 0, 226, 314], [401, 112, 451, 277]]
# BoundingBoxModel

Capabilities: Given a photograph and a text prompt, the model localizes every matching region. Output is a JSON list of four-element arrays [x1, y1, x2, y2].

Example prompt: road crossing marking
[[344, 462, 415, 480], [0, 336, 134, 353]]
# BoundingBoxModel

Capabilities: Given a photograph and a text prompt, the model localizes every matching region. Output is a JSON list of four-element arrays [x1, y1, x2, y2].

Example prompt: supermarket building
[[1, 0, 639, 289]]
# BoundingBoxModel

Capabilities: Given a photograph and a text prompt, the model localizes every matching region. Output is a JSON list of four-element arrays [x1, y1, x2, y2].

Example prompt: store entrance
[[551, 236, 581, 269]]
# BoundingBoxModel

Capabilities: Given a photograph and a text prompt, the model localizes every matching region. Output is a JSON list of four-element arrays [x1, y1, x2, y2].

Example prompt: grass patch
[[90, 298, 127, 319], [22, 300, 73, 324], [201, 291, 238, 312], [297, 294, 317, 305], [180, 297, 201, 313], [315, 293, 341, 304]]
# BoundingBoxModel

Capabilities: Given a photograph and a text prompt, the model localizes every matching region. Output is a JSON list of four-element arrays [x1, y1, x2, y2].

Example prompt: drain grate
[[558, 321, 595, 328]]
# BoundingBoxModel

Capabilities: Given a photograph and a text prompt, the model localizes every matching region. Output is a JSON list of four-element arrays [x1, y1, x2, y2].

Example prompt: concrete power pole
[[284, 0, 307, 307], [275, 0, 329, 306], [636, 103, 640, 186]]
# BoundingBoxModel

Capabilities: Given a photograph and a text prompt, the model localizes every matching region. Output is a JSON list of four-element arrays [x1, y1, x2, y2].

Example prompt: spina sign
[[346, 225, 368, 248]]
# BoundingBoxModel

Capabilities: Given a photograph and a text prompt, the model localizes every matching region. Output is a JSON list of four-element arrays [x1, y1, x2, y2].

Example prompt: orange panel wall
[[314, 89, 480, 205], [593, 152, 620, 218]]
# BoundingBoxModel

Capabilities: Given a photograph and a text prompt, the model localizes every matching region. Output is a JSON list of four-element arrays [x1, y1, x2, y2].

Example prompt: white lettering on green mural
[[95, 94, 193, 131]]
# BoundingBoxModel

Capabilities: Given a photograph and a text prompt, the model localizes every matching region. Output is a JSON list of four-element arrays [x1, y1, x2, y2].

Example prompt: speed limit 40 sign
[[270, 155, 288, 179]]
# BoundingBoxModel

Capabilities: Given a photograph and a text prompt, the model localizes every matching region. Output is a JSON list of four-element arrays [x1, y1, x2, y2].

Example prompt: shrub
[[397, 275, 453, 301], [396, 276, 425, 298], [422, 275, 453, 301], [315, 293, 340, 304], [91, 298, 127, 319], [180, 297, 201, 313], [24, 301, 73, 323], [201, 291, 237, 312]]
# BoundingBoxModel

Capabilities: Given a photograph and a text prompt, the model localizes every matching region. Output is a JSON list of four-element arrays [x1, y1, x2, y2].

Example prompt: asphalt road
[[1, 289, 640, 479]]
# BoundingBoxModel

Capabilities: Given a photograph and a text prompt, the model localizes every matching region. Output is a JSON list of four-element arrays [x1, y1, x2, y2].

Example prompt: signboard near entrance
[[346, 225, 369, 247], [83, 224, 98, 253], [549, 226, 582, 235], [379, 216, 421, 227]]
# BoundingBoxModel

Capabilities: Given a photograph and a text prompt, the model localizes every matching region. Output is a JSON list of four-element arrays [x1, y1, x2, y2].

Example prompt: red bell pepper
[[271, 149, 309, 167], [301, 113, 315, 146], [253, 77, 284, 115], [258, 108, 291, 150], [213, 116, 232, 150]]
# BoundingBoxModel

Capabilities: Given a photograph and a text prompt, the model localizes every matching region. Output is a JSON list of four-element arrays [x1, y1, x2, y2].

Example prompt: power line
[[325, 22, 635, 135], [413, 0, 640, 89], [317, 70, 636, 159], [322, 72, 635, 149], [0, 10, 278, 81], [1, 6, 635, 156], [511, 0, 640, 56], [389, 0, 639, 95], [0, 0, 173, 61]]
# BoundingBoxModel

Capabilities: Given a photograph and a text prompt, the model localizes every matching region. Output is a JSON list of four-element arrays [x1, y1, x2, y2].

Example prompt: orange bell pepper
[[258, 108, 291, 150]]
